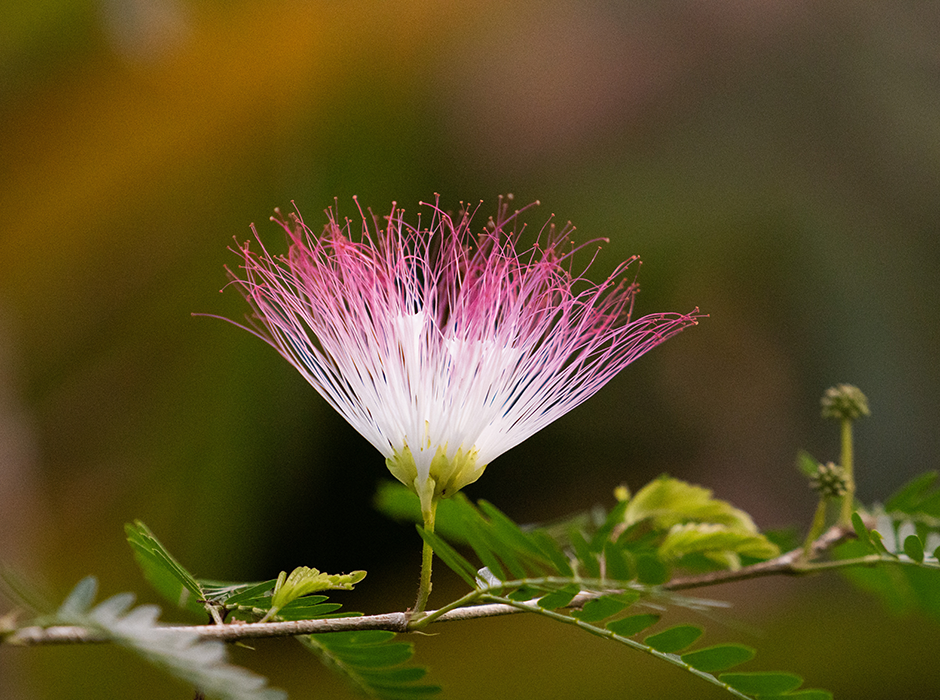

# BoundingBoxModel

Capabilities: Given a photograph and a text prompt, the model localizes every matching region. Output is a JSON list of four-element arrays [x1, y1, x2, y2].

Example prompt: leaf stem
[[482, 593, 753, 700], [408, 589, 483, 630]]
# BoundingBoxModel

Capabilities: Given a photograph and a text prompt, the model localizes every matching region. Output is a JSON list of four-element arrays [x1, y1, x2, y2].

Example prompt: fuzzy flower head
[[230, 196, 700, 517]]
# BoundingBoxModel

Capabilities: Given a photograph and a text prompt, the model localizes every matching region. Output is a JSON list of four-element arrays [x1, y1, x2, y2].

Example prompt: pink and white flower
[[229, 196, 700, 517]]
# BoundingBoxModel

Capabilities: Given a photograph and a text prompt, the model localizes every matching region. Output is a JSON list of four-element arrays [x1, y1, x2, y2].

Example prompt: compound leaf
[[301, 630, 440, 700], [659, 523, 779, 564], [885, 472, 939, 514], [52, 577, 285, 700], [125, 520, 205, 616], [624, 477, 757, 533], [266, 567, 365, 620]]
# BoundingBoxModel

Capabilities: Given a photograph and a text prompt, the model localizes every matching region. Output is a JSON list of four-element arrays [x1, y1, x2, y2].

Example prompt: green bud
[[809, 462, 849, 498], [820, 384, 870, 421], [386, 443, 487, 518]]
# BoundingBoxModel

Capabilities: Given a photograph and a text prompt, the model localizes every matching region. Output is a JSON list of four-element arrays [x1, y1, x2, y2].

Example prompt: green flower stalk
[[820, 384, 870, 525]]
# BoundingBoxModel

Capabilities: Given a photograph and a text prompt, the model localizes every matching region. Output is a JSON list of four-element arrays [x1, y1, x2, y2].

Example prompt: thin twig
[[0, 523, 864, 648], [3, 593, 601, 646], [664, 523, 854, 591]]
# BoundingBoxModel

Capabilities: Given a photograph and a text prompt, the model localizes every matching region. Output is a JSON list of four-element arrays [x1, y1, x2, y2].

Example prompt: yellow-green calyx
[[386, 443, 487, 517]]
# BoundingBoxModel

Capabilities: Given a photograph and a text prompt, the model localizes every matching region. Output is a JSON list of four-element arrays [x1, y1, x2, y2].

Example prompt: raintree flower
[[228, 196, 700, 521]]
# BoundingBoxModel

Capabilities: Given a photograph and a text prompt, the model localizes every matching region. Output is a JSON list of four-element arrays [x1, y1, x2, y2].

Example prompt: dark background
[[2, 1, 939, 698]]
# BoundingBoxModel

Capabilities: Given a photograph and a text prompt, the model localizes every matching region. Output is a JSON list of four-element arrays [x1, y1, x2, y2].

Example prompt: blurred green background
[[2, 1, 939, 698]]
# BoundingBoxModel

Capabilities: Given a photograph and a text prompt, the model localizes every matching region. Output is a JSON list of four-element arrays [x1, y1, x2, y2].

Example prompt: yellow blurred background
[[2, 1, 939, 698]]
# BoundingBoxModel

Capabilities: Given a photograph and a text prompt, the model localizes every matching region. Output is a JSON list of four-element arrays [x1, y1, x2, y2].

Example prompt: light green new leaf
[[267, 567, 365, 619], [867, 529, 898, 558], [659, 523, 779, 566], [623, 477, 758, 533]]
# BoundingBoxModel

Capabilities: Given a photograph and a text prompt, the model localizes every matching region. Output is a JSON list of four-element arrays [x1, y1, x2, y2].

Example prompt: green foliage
[[300, 631, 441, 700], [479, 589, 827, 700], [839, 473, 940, 619], [416, 494, 572, 593], [375, 481, 474, 545], [393, 475, 781, 591], [49, 577, 286, 700], [795, 450, 821, 478], [883, 471, 940, 514], [719, 672, 804, 695], [535, 584, 580, 610], [124, 520, 434, 700], [570, 594, 633, 622], [605, 613, 660, 636], [658, 522, 780, 566], [125, 520, 207, 617], [126, 520, 366, 624], [267, 567, 366, 620], [680, 644, 756, 673], [408, 484, 823, 700], [623, 477, 758, 531], [644, 624, 703, 653], [0, 563, 55, 616], [415, 527, 480, 588], [624, 477, 780, 570]]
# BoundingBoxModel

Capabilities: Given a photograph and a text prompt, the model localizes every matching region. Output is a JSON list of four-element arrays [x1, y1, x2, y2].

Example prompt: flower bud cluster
[[809, 462, 849, 498], [820, 384, 870, 421]]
